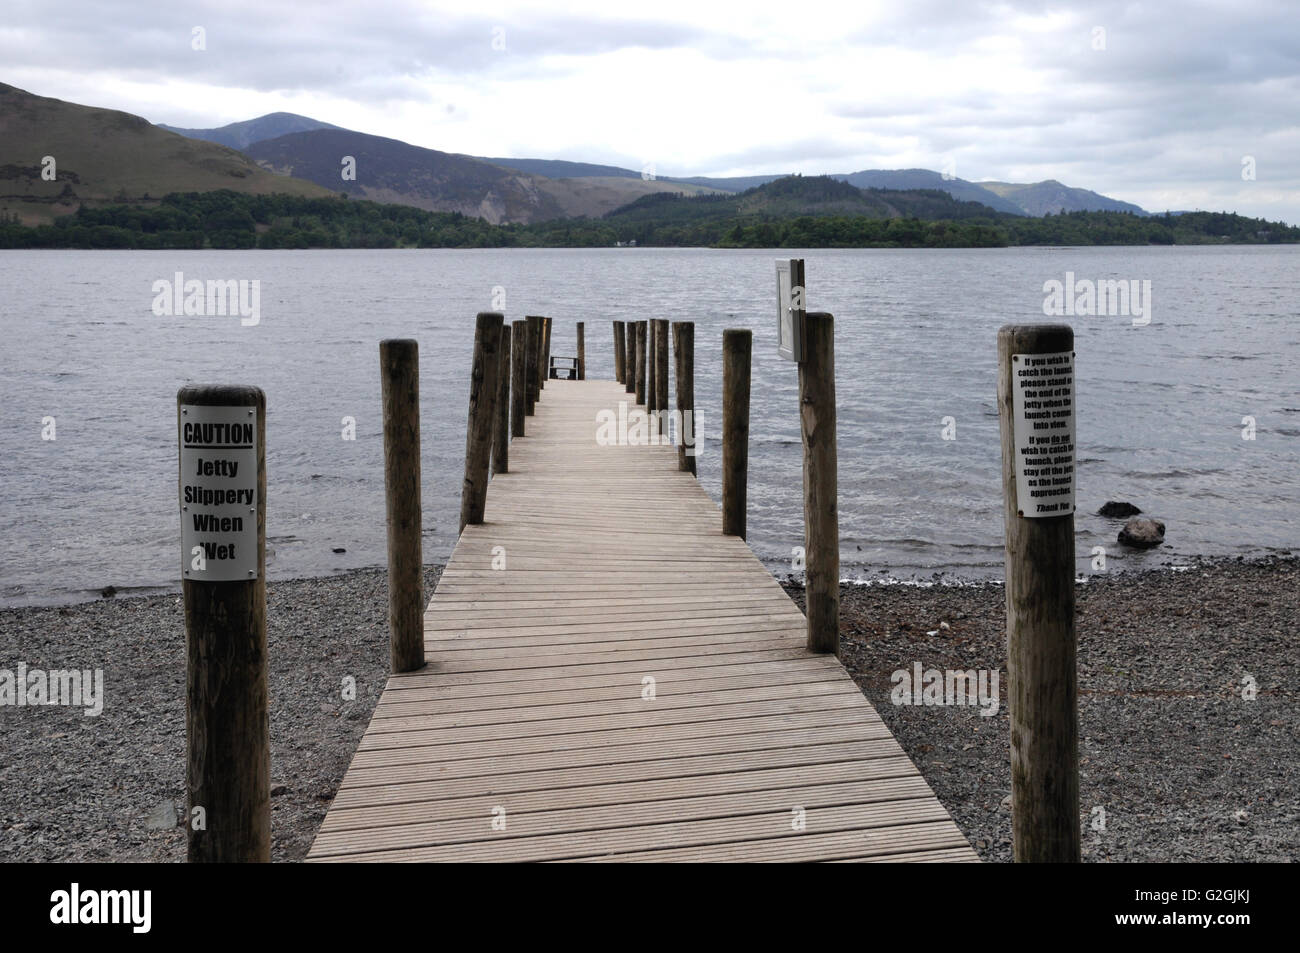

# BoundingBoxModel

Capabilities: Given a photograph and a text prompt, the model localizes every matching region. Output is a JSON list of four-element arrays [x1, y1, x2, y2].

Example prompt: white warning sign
[[1012, 351, 1075, 518], [180, 404, 258, 580]]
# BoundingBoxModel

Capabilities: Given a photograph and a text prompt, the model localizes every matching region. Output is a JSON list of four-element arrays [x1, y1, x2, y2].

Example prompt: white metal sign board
[[180, 404, 258, 580], [1011, 351, 1076, 517], [775, 259, 804, 362]]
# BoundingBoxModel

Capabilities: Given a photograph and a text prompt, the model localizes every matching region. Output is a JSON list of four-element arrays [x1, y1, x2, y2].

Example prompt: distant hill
[[604, 174, 1010, 227], [663, 173, 788, 192], [978, 179, 1148, 216], [483, 157, 644, 179], [157, 109, 1148, 223], [672, 168, 1149, 218], [157, 112, 342, 150], [244, 128, 570, 223], [828, 169, 1027, 216], [242, 129, 720, 223], [0, 83, 330, 224]]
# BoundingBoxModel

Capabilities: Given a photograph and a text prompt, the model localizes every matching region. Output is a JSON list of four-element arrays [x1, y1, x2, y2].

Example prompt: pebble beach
[[1, 558, 1295, 862]]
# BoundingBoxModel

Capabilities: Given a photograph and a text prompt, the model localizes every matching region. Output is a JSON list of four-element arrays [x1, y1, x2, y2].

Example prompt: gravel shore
[[2, 558, 1295, 862], [783, 555, 1299, 862], [0, 567, 440, 862]]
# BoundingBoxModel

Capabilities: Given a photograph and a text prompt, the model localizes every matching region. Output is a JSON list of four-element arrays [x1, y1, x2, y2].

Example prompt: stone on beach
[[1118, 517, 1165, 548], [1098, 501, 1142, 518]]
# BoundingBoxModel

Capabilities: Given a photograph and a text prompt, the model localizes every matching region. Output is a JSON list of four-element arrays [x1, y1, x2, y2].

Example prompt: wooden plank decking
[[308, 378, 977, 862]]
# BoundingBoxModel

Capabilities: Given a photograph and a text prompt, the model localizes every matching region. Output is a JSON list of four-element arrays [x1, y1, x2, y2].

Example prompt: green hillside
[[0, 83, 331, 224]]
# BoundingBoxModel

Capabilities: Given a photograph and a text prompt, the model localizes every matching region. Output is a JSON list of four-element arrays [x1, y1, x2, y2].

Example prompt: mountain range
[[158, 112, 1156, 220], [1, 82, 1152, 227]]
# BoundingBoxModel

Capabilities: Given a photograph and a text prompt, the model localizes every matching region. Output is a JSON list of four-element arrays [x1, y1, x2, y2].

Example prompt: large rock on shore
[[1119, 517, 1165, 548], [1099, 501, 1142, 518]]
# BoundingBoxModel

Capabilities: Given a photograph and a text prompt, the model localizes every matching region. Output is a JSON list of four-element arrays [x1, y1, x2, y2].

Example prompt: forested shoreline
[[2, 188, 1296, 250]]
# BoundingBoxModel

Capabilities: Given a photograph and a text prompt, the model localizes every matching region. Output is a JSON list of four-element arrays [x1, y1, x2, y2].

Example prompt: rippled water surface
[[1, 245, 1297, 605]]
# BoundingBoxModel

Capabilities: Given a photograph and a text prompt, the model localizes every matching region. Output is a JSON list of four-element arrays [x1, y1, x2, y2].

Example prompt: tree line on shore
[[1, 189, 1295, 249]]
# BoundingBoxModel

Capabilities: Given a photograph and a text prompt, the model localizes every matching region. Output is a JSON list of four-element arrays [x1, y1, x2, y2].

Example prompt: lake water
[[1, 246, 1297, 606]]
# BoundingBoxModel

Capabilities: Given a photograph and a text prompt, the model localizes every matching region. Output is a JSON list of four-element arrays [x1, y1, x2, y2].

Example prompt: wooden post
[[576, 321, 585, 380], [542, 317, 552, 383], [614, 321, 626, 383], [460, 312, 504, 532], [722, 329, 750, 539], [801, 313, 839, 655], [624, 320, 637, 394], [536, 316, 547, 391], [654, 319, 669, 416], [673, 321, 696, 474], [997, 323, 1080, 863], [178, 384, 269, 863], [510, 319, 526, 438], [525, 315, 541, 414], [634, 321, 648, 405], [650, 317, 660, 410], [377, 342, 426, 675], [492, 322, 511, 474]]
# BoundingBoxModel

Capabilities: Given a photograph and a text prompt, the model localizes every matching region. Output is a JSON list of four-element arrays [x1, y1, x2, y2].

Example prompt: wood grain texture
[[722, 329, 751, 539], [634, 321, 647, 406], [672, 321, 695, 475], [178, 384, 269, 862], [623, 320, 636, 394], [525, 316, 541, 415], [997, 323, 1080, 863], [492, 323, 510, 474], [379, 341, 426, 674], [308, 379, 975, 863], [459, 313, 503, 532], [800, 313, 839, 655], [510, 320, 527, 439]]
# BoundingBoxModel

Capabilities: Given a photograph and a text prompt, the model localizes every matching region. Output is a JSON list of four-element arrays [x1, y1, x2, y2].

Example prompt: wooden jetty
[[306, 377, 976, 862]]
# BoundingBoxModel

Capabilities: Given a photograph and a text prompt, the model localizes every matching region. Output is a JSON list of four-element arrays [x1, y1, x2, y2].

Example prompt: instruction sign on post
[[180, 404, 258, 579], [1011, 351, 1076, 517], [776, 258, 805, 362]]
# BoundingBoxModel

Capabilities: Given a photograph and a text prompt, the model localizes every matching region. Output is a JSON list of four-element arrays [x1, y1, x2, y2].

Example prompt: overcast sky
[[5, 0, 1298, 222]]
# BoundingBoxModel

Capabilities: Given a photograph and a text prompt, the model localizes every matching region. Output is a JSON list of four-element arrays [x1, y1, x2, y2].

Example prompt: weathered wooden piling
[[492, 322, 510, 474], [654, 319, 669, 416], [647, 319, 658, 412], [525, 315, 541, 414], [722, 329, 751, 538], [800, 313, 839, 655], [625, 320, 637, 395], [576, 321, 585, 380], [460, 312, 504, 532], [613, 321, 626, 383], [377, 342, 426, 676], [672, 321, 695, 474], [510, 319, 526, 438], [178, 383, 269, 863], [635, 321, 648, 406], [997, 323, 1080, 864], [542, 317, 553, 382]]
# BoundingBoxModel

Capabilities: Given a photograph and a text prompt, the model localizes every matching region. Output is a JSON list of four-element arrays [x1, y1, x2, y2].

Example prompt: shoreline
[[2, 556, 1295, 861], [8, 549, 1285, 611]]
